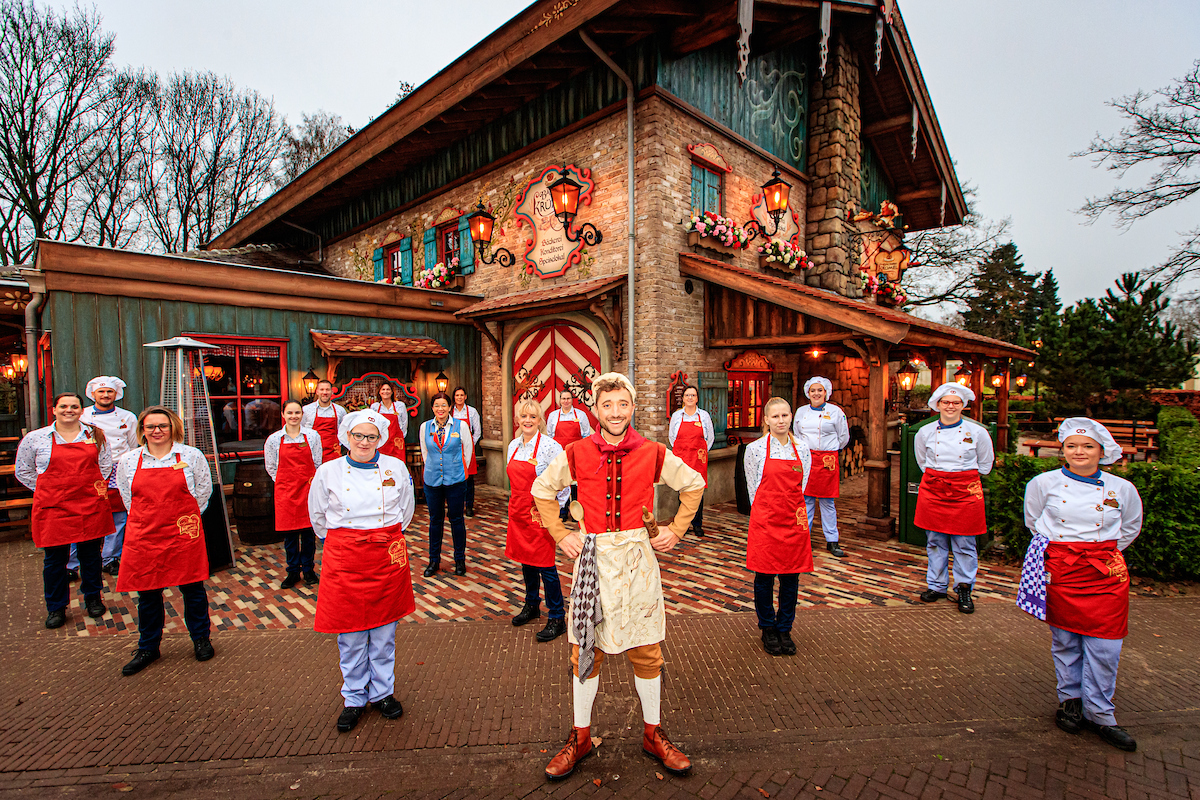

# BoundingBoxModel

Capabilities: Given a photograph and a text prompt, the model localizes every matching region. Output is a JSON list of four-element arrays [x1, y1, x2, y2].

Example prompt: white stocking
[[634, 675, 661, 726], [572, 675, 599, 728]]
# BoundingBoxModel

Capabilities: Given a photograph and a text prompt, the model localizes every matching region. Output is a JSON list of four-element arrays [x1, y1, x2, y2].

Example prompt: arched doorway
[[511, 320, 601, 436]]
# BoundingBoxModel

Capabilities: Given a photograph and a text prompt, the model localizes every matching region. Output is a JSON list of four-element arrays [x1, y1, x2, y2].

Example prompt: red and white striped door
[[511, 321, 601, 435]]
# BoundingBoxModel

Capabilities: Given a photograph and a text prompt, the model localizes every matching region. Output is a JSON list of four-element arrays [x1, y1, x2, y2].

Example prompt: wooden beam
[[866, 338, 892, 520], [896, 185, 943, 203], [472, 320, 503, 357], [996, 360, 1011, 450], [842, 338, 875, 365], [667, 4, 737, 55], [679, 255, 910, 343], [861, 114, 911, 139]]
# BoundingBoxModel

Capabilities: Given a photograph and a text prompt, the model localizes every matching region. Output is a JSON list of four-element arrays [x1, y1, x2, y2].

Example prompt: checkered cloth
[[1016, 532, 1050, 621], [571, 531, 604, 683]]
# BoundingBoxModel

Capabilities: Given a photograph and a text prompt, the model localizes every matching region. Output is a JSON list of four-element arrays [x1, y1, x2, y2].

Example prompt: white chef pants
[[925, 531, 977, 591], [805, 497, 839, 542], [1051, 626, 1122, 726], [337, 621, 397, 707]]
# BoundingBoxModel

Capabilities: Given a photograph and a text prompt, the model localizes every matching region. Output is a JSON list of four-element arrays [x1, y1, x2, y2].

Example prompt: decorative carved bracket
[[473, 320, 503, 358], [325, 357, 342, 384], [589, 299, 624, 360], [842, 339, 874, 366]]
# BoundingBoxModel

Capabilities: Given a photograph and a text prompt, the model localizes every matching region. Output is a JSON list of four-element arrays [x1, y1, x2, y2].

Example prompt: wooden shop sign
[[667, 370, 690, 419], [513, 164, 596, 279]]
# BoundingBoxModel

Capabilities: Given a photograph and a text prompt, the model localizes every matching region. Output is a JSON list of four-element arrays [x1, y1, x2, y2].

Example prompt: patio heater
[[144, 336, 234, 572]]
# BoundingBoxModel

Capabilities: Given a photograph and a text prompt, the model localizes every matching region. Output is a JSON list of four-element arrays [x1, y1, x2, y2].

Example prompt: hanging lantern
[[302, 367, 320, 401], [761, 166, 791, 228], [1015, 373, 1028, 389], [548, 167, 582, 227], [466, 200, 514, 267], [435, 370, 450, 394], [896, 362, 919, 392], [954, 363, 972, 386], [990, 371, 1006, 389], [10, 352, 28, 381]]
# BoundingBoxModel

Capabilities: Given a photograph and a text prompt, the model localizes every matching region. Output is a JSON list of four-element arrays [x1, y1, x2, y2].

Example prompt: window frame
[[383, 240, 404, 283], [436, 219, 461, 272], [186, 333, 289, 444], [691, 161, 724, 217], [726, 370, 769, 431]]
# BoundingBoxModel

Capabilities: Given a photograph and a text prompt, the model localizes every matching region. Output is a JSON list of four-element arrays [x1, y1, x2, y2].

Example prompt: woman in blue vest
[[419, 392, 473, 578]]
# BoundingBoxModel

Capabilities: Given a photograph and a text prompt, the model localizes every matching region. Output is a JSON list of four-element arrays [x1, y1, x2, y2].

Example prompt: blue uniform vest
[[423, 419, 467, 486]]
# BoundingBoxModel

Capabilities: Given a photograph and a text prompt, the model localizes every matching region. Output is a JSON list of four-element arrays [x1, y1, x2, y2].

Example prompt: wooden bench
[[1028, 419, 1159, 461]]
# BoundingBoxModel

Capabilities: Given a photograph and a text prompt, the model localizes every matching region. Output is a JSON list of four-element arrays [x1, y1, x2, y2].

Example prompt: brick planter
[[687, 230, 744, 257]]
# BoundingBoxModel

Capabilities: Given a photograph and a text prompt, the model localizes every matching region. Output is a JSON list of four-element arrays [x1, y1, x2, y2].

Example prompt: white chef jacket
[[913, 418, 994, 474], [743, 434, 811, 505], [668, 409, 715, 450], [1024, 467, 1143, 551], [263, 427, 323, 481], [369, 401, 410, 439], [300, 402, 347, 429], [15, 424, 114, 492], [80, 406, 138, 459], [452, 404, 482, 445], [115, 443, 213, 512], [506, 434, 570, 506], [308, 454, 415, 539], [791, 402, 850, 452], [546, 407, 592, 439]]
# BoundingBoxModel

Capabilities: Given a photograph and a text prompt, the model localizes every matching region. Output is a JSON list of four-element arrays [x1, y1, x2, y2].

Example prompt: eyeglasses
[[143, 423, 172, 432], [348, 432, 380, 443]]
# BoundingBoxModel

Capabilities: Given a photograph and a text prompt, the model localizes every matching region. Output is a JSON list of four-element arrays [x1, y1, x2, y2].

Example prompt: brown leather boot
[[642, 723, 691, 776], [545, 726, 593, 781]]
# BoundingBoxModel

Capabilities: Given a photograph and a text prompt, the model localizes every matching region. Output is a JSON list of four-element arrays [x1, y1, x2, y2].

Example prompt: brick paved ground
[[0, 484, 1197, 799]]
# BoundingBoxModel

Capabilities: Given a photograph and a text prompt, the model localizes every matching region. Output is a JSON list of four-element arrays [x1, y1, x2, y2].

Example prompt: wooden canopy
[[310, 330, 449, 358]]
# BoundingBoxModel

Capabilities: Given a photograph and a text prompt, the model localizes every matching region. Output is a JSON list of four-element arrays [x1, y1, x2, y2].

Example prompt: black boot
[[919, 589, 947, 603], [512, 604, 540, 626], [1081, 718, 1137, 751], [536, 618, 567, 642], [826, 541, 846, 558], [955, 584, 975, 614], [761, 628, 782, 656], [423, 561, 440, 578], [454, 560, 467, 576], [1055, 698, 1083, 734], [122, 648, 160, 676], [336, 705, 366, 733]]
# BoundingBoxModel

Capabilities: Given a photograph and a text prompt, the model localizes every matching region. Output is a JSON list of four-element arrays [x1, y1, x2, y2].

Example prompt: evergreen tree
[[1034, 269, 1061, 317], [962, 243, 1037, 343]]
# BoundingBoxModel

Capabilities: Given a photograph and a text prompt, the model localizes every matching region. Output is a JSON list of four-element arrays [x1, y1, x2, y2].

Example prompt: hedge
[[986, 455, 1200, 581], [1157, 406, 1200, 469]]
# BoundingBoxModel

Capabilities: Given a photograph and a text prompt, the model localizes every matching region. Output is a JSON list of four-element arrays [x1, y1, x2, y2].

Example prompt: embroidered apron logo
[[388, 539, 408, 567], [967, 481, 984, 499], [698, 448, 708, 464], [93, 480, 107, 497], [822, 455, 837, 471], [176, 514, 202, 539]]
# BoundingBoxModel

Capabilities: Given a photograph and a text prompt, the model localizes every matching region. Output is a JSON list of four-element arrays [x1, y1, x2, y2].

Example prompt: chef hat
[[804, 377, 833, 399], [927, 381, 975, 410], [338, 409, 390, 450], [1058, 417, 1122, 465], [591, 372, 636, 404], [85, 376, 126, 401]]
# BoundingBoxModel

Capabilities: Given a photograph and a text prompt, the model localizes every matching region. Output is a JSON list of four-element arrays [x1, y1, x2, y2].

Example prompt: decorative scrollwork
[[563, 222, 603, 247], [514, 367, 545, 402], [744, 68, 808, 164]]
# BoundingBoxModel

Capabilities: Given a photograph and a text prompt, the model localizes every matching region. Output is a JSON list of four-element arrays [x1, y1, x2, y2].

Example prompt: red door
[[511, 321, 601, 436]]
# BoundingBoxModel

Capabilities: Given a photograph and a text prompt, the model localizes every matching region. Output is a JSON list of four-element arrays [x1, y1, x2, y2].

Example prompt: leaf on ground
[[593, 778, 602, 786], [757, 788, 770, 797], [656, 772, 664, 780], [112, 784, 133, 792], [416, 662, 424, 665], [966, 728, 975, 733], [591, 736, 603, 747], [290, 782, 300, 790]]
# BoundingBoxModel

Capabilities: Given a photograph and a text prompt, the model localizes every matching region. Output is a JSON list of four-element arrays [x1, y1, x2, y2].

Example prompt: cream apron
[[566, 524, 666, 653]]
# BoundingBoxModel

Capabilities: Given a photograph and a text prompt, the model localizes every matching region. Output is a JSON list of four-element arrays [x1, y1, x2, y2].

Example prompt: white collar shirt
[[307, 454, 415, 539], [743, 434, 811, 506], [263, 427, 323, 481], [507, 434, 570, 506], [300, 402, 346, 427], [369, 401, 409, 438], [451, 404, 482, 445], [1024, 468, 1143, 551], [115, 443, 213, 512], [791, 403, 850, 452], [913, 418, 994, 475], [668, 408, 715, 450], [546, 407, 592, 438], [15, 423, 114, 492]]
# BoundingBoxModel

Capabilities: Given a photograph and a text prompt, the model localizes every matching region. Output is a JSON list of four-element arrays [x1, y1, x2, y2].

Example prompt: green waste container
[[898, 416, 996, 548]]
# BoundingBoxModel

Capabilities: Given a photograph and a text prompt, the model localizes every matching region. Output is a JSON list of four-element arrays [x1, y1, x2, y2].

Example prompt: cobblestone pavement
[[0, 487, 1197, 799]]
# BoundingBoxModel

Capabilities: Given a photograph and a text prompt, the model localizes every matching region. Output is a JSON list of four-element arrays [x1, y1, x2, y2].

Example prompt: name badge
[[382, 478, 396, 487], [450, 432, 460, 438], [172, 461, 187, 470]]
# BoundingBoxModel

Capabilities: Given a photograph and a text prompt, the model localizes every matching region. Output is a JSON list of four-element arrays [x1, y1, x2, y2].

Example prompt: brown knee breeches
[[571, 643, 663, 679]]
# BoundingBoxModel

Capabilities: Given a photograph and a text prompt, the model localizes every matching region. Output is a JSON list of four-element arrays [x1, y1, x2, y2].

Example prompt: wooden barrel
[[232, 461, 280, 545]]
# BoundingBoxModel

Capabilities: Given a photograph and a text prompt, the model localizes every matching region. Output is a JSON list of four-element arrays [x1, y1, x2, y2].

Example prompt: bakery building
[[16, 0, 1031, 537]]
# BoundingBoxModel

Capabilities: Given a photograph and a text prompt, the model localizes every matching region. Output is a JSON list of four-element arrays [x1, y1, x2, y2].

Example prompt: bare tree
[[0, 1, 116, 264], [139, 71, 288, 252], [276, 110, 353, 188], [900, 182, 1012, 309], [1078, 60, 1200, 289]]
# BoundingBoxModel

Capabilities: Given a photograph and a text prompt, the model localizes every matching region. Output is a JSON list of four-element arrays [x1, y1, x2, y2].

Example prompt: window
[[437, 221, 461, 272], [727, 371, 769, 430], [691, 163, 723, 217], [197, 336, 287, 446], [384, 241, 403, 283]]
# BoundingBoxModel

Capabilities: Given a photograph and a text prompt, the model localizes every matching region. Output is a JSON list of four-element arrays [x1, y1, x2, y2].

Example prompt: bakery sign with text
[[513, 164, 596, 279]]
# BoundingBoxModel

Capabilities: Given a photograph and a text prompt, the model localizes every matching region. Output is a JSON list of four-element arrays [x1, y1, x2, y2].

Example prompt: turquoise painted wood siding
[[44, 292, 481, 447], [658, 41, 810, 173], [859, 141, 894, 217]]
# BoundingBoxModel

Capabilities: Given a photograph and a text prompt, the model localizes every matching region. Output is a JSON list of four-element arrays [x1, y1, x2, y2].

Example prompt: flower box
[[759, 255, 796, 276], [687, 230, 741, 257]]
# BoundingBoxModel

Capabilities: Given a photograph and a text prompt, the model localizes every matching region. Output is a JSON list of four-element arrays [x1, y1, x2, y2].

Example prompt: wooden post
[[863, 338, 895, 539], [969, 358, 984, 421], [928, 349, 945, 390], [997, 360, 1011, 451]]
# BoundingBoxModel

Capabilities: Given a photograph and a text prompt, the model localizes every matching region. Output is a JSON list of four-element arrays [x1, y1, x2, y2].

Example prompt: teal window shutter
[[423, 228, 437, 275], [691, 164, 723, 216], [456, 215, 475, 275], [372, 247, 384, 281], [690, 165, 704, 217], [398, 237, 413, 285], [698, 371, 728, 448]]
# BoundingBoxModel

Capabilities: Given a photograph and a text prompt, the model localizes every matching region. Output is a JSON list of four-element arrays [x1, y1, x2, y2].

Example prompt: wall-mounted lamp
[[435, 370, 450, 395], [302, 367, 320, 401], [1015, 373, 1028, 389], [808, 347, 823, 359], [10, 353, 28, 382], [549, 166, 603, 246], [954, 363, 972, 386], [744, 166, 793, 240], [466, 201, 515, 267], [990, 371, 1006, 389]]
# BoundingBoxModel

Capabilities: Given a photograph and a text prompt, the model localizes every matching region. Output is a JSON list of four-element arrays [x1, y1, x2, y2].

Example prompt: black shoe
[[1081, 718, 1137, 751], [955, 584, 975, 614], [193, 638, 215, 662], [101, 559, 119, 576], [761, 628, 782, 656], [693, 527, 705, 537], [536, 618, 567, 643], [919, 589, 947, 603], [372, 696, 404, 719], [777, 631, 797, 656], [122, 648, 160, 676], [512, 604, 540, 626], [66, 569, 79, 582], [826, 541, 846, 558], [336, 705, 366, 733], [465, 506, 475, 517], [45, 609, 67, 629], [1055, 698, 1083, 735], [454, 560, 467, 576], [303, 571, 320, 586], [423, 562, 440, 578], [280, 572, 302, 590], [85, 597, 106, 619]]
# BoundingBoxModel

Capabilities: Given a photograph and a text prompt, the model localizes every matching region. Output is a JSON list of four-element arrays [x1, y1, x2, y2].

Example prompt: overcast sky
[[52, 0, 1200, 305]]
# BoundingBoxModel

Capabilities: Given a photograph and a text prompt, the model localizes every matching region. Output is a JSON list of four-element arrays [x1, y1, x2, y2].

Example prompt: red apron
[[312, 409, 341, 464], [551, 411, 583, 447], [804, 450, 841, 498], [106, 482, 127, 513], [672, 417, 709, 482], [314, 522, 415, 634], [505, 433, 556, 568], [376, 405, 405, 460], [1045, 541, 1129, 639], [914, 468, 986, 537], [274, 434, 316, 531], [746, 440, 813, 574], [453, 409, 477, 476], [30, 437, 115, 548], [117, 453, 208, 592]]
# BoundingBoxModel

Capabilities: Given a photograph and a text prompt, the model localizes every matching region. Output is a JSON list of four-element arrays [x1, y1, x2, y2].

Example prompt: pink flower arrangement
[[416, 257, 458, 289], [686, 211, 752, 249], [757, 239, 812, 271]]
